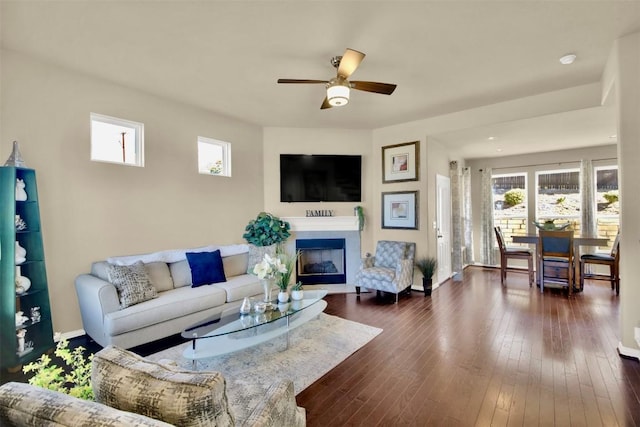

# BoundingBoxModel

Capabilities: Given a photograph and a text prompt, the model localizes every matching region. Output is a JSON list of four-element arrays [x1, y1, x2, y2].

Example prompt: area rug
[[146, 313, 381, 421]]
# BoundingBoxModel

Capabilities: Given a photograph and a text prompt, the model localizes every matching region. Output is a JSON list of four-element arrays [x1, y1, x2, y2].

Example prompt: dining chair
[[580, 232, 620, 295], [494, 226, 534, 286], [538, 230, 575, 297]]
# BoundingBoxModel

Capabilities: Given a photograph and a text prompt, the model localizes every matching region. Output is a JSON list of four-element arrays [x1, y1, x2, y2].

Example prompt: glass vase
[[261, 278, 274, 306]]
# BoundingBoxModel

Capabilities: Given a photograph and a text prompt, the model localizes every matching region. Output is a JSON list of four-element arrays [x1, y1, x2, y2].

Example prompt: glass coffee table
[[181, 290, 328, 367]]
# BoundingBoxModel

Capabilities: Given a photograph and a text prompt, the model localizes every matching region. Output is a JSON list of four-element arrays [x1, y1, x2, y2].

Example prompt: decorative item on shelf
[[15, 178, 27, 201], [15, 311, 29, 327], [15, 214, 27, 231], [15, 266, 31, 294], [17, 329, 27, 353], [291, 281, 304, 301], [415, 256, 438, 297], [15, 240, 27, 264], [240, 297, 252, 315], [4, 140, 27, 167], [354, 205, 365, 231], [30, 307, 41, 323], [532, 219, 571, 231]]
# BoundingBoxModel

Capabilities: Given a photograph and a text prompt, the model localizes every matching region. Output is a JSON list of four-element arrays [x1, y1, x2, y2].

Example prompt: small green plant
[[22, 339, 94, 400], [276, 250, 300, 291], [503, 189, 525, 207], [415, 257, 438, 279], [291, 281, 303, 291], [243, 212, 291, 247], [354, 206, 365, 231], [556, 196, 566, 205], [603, 191, 619, 204]]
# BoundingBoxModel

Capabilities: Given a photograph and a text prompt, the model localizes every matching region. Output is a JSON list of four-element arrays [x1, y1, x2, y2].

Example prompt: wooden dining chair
[[538, 230, 575, 297], [580, 232, 620, 295], [494, 226, 534, 286]]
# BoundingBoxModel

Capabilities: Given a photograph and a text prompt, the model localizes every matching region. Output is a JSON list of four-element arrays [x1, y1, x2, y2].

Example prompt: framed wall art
[[381, 191, 418, 229], [382, 141, 419, 183]]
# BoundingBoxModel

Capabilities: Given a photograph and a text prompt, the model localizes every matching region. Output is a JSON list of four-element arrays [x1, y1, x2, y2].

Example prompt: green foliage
[[415, 257, 438, 279], [354, 206, 365, 231], [276, 250, 300, 291], [503, 188, 525, 207], [603, 191, 619, 204], [556, 196, 566, 205], [291, 281, 303, 291], [22, 339, 94, 400], [242, 212, 291, 247]]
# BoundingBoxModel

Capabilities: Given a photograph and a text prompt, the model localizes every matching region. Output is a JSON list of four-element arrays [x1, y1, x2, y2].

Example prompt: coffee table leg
[[286, 316, 290, 350], [192, 334, 197, 370]]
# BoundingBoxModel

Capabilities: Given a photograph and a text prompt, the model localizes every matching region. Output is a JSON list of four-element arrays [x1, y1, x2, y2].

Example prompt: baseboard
[[56, 329, 86, 342], [617, 341, 640, 361]]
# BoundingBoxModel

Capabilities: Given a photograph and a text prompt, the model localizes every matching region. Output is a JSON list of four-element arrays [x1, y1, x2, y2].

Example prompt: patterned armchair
[[355, 240, 416, 303]]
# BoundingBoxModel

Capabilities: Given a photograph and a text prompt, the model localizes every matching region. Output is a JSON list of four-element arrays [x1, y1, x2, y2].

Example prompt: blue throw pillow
[[186, 250, 226, 287]]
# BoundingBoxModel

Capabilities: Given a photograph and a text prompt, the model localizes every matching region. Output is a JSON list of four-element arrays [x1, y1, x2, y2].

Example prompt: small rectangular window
[[90, 113, 144, 167], [198, 136, 231, 177]]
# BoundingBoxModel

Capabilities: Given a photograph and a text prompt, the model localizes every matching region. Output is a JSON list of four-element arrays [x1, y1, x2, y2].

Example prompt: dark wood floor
[[298, 266, 640, 426]]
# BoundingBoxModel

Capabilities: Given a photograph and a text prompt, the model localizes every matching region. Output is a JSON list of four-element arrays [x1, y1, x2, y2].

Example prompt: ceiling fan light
[[327, 83, 350, 107]]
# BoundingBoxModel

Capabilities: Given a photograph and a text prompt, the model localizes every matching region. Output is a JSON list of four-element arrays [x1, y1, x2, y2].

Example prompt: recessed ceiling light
[[559, 54, 577, 65], [488, 136, 495, 140], [496, 148, 503, 152]]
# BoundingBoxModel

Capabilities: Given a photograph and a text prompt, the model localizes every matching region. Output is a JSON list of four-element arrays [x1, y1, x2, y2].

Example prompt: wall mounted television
[[280, 154, 362, 202]]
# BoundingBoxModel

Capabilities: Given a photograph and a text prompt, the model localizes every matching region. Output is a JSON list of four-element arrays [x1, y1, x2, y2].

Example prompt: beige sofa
[[0, 345, 305, 426], [75, 244, 269, 349]]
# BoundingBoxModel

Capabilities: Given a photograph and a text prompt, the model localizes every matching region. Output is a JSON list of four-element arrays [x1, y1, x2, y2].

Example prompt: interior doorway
[[436, 174, 452, 283]]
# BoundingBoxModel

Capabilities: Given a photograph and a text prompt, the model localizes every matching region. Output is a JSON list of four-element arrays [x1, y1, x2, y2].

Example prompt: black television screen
[[280, 154, 362, 202]]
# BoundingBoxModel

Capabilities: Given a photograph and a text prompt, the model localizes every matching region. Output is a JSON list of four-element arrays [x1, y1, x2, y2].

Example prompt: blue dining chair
[[538, 230, 575, 297]]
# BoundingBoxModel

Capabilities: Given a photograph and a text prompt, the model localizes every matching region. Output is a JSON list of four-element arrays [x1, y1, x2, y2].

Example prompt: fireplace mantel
[[282, 216, 359, 232]]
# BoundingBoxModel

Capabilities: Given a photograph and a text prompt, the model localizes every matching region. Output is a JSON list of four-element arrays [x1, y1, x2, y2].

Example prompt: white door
[[436, 174, 452, 283]]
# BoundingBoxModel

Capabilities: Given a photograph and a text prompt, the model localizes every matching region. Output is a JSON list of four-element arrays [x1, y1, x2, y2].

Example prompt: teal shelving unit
[[1, 166, 54, 372]]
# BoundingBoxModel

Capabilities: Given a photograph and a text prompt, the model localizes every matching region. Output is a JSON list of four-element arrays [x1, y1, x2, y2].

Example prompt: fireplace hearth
[[296, 238, 346, 285]]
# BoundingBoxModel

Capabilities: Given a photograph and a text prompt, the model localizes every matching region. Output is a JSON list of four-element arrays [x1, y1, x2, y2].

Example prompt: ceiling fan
[[277, 48, 397, 109]]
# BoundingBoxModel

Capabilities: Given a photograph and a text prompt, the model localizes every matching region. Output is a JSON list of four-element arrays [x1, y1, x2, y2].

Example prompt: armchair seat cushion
[[358, 267, 395, 282]]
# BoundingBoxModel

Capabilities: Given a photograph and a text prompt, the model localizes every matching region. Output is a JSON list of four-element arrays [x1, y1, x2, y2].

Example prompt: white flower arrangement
[[253, 253, 288, 280]]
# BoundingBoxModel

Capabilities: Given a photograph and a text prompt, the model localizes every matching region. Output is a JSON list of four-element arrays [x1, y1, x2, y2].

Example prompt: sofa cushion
[[0, 381, 172, 427], [222, 253, 249, 278], [212, 274, 263, 303], [169, 260, 192, 288], [107, 261, 158, 309], [186, 250, 226, 287], [247, 244, 276, 274], [103, 285, 227, 336], [145, 262, 173, 292], [92, 346, 235, 427]]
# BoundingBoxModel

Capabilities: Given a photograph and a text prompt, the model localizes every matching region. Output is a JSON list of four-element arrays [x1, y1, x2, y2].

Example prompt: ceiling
[[2, 1, 639, 159]]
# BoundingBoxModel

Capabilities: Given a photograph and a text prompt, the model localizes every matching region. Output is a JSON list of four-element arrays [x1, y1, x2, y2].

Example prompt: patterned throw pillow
[[247, 244, 276, 274], [92, 346, 235, 427], [107, 261, 158, 309]]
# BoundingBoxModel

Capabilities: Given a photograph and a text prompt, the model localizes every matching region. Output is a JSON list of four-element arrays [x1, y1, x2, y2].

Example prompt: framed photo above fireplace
[[382, 191, 418, 230], [382, 141, 419, 183]]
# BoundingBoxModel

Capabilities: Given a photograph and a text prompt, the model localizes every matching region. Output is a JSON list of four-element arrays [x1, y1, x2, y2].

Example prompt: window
[[535, 168, 581, 232], [492, 173, 527, 246], [595, 166, 619, 250], [90, 113, 144, 167], [197, 136, 231, 177]]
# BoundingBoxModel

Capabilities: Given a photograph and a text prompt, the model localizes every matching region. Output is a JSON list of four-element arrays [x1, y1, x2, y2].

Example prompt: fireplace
[[296, 238, 346, 285]]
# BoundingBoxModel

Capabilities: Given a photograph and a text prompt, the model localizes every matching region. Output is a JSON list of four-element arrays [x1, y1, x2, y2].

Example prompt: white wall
[[1, 50, 264, 333]]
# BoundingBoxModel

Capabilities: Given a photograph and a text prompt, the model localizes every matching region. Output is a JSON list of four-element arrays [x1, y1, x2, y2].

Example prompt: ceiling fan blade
[[351, 81, 397, 95], [337, 48, 365, 79], [277, 79, 328, 84], [320, 97, 332, 109]]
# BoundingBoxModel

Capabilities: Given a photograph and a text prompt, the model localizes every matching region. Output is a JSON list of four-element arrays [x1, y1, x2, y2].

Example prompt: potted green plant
[[415, 256, 437, 296], [291, 281, 304, 301], [276, 250, 299, 302], [242, 212, 291, 247]]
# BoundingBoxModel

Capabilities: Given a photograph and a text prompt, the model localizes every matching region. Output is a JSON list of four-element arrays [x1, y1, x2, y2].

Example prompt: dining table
[[512, 234, 609, 291]]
